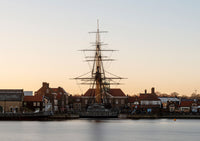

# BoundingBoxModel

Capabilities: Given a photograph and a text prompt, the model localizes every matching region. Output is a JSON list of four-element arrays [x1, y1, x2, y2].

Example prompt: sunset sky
[[0, 0, 200, 96]]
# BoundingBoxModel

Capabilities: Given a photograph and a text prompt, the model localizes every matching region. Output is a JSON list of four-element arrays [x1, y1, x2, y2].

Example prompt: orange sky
[[0, 1, 200, 96]]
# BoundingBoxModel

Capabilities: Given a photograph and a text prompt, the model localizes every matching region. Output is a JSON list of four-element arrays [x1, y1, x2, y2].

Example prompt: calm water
[[0, 119, 200, 141]]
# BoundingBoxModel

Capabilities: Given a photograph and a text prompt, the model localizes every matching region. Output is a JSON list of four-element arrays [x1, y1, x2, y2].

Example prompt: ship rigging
[[74, 21, 125, 108]]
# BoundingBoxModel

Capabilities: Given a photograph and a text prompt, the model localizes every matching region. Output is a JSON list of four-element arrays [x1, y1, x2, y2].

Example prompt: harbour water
[[0, 119, 200, 141]]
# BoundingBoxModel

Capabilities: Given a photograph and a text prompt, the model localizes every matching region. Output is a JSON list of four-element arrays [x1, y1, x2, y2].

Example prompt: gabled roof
[[139, 93, 160, 101], [51, 88, 66, 100], [180, 101, 193, 107], [24, 96, 43, 102], [128, 96, 138, 103], [51, 87, 67, 94], [35, 82, 68, 100], [83, 88, 126, 97]]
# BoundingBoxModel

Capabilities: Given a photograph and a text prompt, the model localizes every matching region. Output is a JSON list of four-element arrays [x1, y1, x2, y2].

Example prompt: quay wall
[[1, 113, 200, 120], [127, 114, 200, 119]]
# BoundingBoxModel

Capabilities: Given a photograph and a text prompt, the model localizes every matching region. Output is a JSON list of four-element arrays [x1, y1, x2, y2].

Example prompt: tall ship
[[74, 21, 126, 118]]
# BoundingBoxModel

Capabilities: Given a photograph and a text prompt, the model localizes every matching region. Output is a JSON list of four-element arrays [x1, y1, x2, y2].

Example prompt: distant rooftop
[[0, 89, 23, 101], [83, 88, 126, 97]]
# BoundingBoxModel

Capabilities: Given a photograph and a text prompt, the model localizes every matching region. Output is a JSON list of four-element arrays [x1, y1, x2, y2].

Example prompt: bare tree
[[156, 91, 169, 97], [190, 93, 200, 99], [170, 92, 179, 97]]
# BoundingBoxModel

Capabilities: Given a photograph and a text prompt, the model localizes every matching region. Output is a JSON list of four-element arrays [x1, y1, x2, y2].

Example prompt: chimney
[[42, 82, 49, 88], [145, 89, 147, 94], [151, 87, 155, 94]]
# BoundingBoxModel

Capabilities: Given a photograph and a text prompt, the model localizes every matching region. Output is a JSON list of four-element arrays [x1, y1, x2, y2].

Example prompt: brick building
[[23, 95, 44, 112], [35, 82, 68, 113], [81, 88, 128, 111], [138, 88, 161, 113], [0, 89, 24, 113], [128, 96, 139, 110]]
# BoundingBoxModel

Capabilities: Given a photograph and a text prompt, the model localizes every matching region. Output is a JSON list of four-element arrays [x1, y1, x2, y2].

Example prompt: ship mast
[[95, 20, 102, 103], [74, 21, 125, 106]]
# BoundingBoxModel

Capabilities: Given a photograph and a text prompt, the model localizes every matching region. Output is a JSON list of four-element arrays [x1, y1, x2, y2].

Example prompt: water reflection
[[0, 119, 200, 141]]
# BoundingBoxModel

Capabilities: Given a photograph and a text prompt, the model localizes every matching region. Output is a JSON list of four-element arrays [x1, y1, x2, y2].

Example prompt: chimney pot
[[151, 87, 155, 94], [42, 82, 49, 88]]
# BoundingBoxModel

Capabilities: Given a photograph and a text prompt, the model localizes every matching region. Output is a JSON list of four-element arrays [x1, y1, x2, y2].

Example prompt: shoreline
[[1, 113, 200, 121]]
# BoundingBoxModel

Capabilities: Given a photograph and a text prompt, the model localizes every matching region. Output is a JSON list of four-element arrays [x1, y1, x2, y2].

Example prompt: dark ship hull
[[79, 103, 118, 118]]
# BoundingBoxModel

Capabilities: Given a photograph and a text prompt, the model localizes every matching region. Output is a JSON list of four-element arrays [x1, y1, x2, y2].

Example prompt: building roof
[[83, 88, 126, 97], [24, 96, 43, 102], [35, 82, 68, 100], [158, 97, 180, 103], [180, 101, 194, 107], [51, 87, 67, 100], [0, 89, 23, 101], [0, 89, 23, 94], [139, 93, 160, 101], [128, 96, 138, 103]]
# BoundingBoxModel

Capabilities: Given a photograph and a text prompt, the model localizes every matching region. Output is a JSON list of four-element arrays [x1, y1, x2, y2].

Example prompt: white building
[[158, 97, 180, 109]]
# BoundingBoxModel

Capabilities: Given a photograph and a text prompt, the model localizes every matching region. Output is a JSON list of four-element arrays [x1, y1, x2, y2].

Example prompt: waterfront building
[[127, 96, 139, 110], [179, 101, 194, 113], [158, 97, 180, 109], [167, 101, 180, 112], [35, 82, 68, 113], [82, 88, 128, 111], [139, 88, 161, 113], [23, 95, 44, 112], [0, 89, 24, 113], [68, 95, 82, 112]]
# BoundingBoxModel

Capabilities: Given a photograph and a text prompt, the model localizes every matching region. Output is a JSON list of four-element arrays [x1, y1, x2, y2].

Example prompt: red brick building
[[23, 95, 44, 112], [128, 96, 139, 110], [138, 88, 161, 113], [35, 82, 68, 113], [81, 88, 128, 111], [179, 101, 194, 112]]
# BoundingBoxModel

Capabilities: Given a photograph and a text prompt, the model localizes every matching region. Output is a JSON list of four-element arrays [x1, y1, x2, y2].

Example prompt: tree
[[156, 91, 169, 97], [170, 92, 179, 97], [190, 93, 200, 99]]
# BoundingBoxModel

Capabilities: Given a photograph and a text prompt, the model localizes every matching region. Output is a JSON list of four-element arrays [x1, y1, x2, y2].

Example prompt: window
[[121, 99, 125, 104], [54, 100, 58, 105], [85, 100, 88, 104], [134, 101, 139, 105], [169, 107, 175, 112], [33, 102, 36, 106], [37, 102, 40, 106], [115, 99, 118, 104], [24, 102, 27, 106], [147, 108, 152, 113], [15, 107, 18, 113]]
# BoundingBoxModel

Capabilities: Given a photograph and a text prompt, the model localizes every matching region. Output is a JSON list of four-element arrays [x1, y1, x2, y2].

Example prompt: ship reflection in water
[[0, 119, 199, 141]]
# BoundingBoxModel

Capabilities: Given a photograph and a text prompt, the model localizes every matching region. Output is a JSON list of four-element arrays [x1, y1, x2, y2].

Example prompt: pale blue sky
[[0, 0, 200, 95]]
